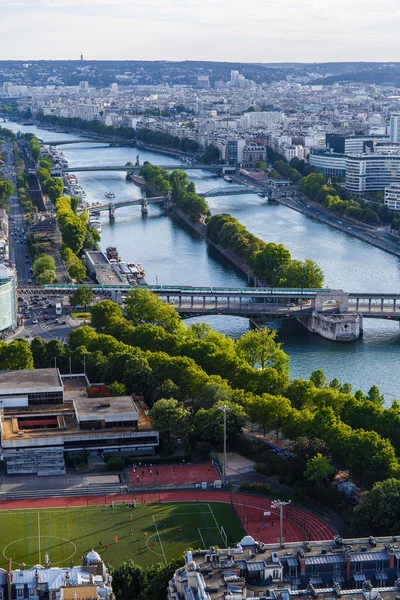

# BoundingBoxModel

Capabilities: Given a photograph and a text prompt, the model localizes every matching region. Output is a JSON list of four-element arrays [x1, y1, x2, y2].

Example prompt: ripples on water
[[6, 122, 400, 402]]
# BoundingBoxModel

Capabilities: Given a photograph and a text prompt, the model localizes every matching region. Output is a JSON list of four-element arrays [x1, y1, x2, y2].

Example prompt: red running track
[[0, 490, 336, 545], [128, 463, 219, 487]]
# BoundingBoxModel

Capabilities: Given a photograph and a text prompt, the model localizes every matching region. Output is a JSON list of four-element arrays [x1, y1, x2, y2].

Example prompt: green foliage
[[70, 287, 95, 308], [124, 288, 183, 334], [149, 398, 190, 443], [140, 164, 210, 221], [207, 214, 323, 287], [136, 127, 200, 153], [0, 339, 34, 370], [37, 269, 57, 284], [108, 381, 127, 396], [236, 328, 289, 373], [273, 159, 302, 183], [353, 478, 400, 535], [32, 254, 55, 278], [304, 453, 335, 484], [56, 196, 87, 254], [198, 144, 220, 164]]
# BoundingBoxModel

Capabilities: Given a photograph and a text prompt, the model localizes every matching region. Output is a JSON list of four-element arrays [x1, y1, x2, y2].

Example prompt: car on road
[[54, 318, 60, 324], [32, 318, 38, 325], [27, 279, 32, 284], [347, 227, 352, 230], [287, 303, 295, 307], [61, 319, 67, 325], [24, 313, 31, 319]]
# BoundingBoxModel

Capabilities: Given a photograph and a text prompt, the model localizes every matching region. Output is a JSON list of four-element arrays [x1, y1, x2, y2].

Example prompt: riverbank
[[276, 195, 400, 259], [171, 207, 257, 284]]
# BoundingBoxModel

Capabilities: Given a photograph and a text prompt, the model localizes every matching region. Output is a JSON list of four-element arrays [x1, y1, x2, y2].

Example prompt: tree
[[32, 255, 55, 278], [125, 288, 183, 334], [310, 369, 327, 388], [91, 300, 123, 331], [37, 269, 57, 284], [0, 177, 13, 202], [0, 339, 34, 370], [353, 478, 400, 536], [108, 381, 127, 396], [368, 385, 384, 405], [149, 398, 190, 443], [192, 402, 246, 444], [250, 243, 291, 285], [304, 453, 335, 484], [67, 260, 86, 281], [70, 287, 95, 309], [281, 258, 324, 288], [256, 161, 267, 171], [236, 328, 289, 374]]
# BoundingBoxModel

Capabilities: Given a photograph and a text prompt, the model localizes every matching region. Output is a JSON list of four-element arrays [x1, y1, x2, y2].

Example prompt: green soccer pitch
[[0, 502, 244, 569]]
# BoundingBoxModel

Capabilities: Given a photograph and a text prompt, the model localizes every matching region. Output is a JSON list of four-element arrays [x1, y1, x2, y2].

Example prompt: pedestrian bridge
[[43, 139, 117, 146], [200, 185, 262, 197], [89, 196, 166, 214], [16, 285, 400, 321]]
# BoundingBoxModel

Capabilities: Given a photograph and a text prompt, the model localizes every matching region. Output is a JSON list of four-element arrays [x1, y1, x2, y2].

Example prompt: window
[[333, 564, 341, 578], [273, 570, 280, 579], [312, 565, 319, 576], [289, 566, 297, 578], [29, 588, 35, 597], [355, 562, 362, 574], [376, 560, 383, 572], [17, 589, 23, 598]]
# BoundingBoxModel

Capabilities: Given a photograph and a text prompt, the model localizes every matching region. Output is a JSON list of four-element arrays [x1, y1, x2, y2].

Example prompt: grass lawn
[[71, 311, 91, 320], [0, 502, 244, 569]]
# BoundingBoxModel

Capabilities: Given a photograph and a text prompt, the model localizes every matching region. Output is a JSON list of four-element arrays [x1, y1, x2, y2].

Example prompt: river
[[6, 121, 400, 402]]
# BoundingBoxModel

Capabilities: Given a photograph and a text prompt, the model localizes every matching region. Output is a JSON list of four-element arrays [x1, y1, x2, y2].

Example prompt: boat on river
[[105, 191, 115, 199]]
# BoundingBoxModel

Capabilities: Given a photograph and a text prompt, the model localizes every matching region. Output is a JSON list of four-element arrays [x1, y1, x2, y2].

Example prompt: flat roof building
[[0, 368, 63, 407]]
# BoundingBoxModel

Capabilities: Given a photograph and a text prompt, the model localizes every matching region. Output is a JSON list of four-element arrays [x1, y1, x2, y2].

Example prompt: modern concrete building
[[390, 114, 400, 143], [385, 182, 400, 211], [0, 371, 159, 474], [309, 149, 347, 176], [0, 264, 17, 334], [345, 154, 400, 194]]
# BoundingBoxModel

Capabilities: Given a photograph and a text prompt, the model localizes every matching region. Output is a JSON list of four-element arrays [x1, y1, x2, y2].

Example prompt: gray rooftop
[[0, 368, 63, 392], [73, 396, 139, 420]]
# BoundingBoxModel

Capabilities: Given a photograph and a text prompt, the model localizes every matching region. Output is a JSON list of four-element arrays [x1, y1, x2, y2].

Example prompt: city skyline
[[2, 0, 400, 62]]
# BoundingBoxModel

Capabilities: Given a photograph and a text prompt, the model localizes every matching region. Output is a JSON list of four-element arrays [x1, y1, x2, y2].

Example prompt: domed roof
[[86, 550, 101, 563], [239, 535, 256, 546]]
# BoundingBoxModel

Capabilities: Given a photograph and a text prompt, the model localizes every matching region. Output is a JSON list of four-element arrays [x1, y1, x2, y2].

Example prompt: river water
[[7, 122, 400, 402]]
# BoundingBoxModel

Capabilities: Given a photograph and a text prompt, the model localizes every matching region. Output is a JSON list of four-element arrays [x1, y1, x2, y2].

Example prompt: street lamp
[[271, 499, 291, 548], [217, 406, 231, 487]]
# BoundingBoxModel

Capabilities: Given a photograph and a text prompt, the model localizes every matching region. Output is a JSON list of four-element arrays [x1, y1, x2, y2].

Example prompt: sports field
[[0, 502, 244, 569]]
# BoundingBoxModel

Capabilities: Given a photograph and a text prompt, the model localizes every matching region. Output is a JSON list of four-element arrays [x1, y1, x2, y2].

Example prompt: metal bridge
[[200, 185, 261, 197], [43, 139, 115, 146], [16, 285, 400, 321], [89, 195, 167, 214], [61, 164, 223, 173]]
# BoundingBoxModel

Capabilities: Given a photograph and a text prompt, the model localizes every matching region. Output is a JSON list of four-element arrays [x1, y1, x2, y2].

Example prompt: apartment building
[[309, 149, 347, 176], [168, 535, 400, 600]]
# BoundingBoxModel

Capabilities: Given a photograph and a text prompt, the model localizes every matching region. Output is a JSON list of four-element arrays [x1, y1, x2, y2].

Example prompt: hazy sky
[[2, 0, 400, 62]]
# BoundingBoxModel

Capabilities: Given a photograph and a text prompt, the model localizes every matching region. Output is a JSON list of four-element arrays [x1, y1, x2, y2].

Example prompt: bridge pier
[[297, 312, 362, 342]]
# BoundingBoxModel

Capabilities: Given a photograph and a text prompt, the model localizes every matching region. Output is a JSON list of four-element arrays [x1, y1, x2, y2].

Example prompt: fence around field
[[229, 490, 336, 542]]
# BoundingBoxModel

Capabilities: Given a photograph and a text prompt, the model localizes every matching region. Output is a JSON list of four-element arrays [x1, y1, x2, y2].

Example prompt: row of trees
[[207, 213, 324, 287], [55, 196, 87, 256], [270, 159, 302, 183], [37, 113, 136, 140], [300, 173, 382, 225], [140, 163, 210, 221], [136, 127, 200, 153], [43, 289, 398, 490]]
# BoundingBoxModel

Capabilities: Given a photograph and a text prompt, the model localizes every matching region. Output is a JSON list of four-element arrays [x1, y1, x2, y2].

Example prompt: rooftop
[[73, 396, 139, 420], [0, 368, 62, 392]]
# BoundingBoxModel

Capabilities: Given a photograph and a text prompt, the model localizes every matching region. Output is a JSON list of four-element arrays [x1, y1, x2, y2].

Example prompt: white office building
[[385, 182, 400, 211], [0, 264, 17, 333], [346, 154, 400, 194], [390, 114, 400, 143], [309, 150, 347, 176]]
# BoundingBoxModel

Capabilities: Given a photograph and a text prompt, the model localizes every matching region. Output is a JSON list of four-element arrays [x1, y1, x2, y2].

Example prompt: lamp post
[[217, 406, 231, 487], [271, 499, 291, 548]]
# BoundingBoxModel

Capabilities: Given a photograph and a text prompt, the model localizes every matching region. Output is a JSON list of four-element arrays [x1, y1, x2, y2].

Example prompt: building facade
[[0, 267, 17, 334], [345, 154, 400, 193], [385, 182, 400, 210], [309, 150, 347, 176]]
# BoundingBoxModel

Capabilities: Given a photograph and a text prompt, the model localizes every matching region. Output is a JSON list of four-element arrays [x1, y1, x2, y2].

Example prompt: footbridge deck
[[61, 164, 223, 173]]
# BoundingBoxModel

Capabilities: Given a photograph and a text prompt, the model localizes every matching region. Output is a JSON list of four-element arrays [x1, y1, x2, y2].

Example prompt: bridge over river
[[16, 284, 400, 322]]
